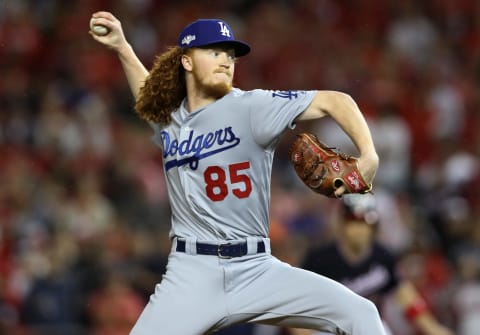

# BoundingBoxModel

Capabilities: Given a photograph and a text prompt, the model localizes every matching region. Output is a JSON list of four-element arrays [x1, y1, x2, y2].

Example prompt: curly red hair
[[135, 46, 186, 125]]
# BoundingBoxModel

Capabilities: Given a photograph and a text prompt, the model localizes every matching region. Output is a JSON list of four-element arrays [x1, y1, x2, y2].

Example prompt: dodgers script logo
[[161, 127, 240, 171]]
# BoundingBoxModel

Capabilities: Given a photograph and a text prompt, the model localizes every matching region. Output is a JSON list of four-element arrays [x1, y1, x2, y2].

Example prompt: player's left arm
[[395, 281, 454, 335], [297, 90, 379, 193]]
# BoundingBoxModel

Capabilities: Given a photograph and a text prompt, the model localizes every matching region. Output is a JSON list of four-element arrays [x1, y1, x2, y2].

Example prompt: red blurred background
[[0, 1, 479, 334]]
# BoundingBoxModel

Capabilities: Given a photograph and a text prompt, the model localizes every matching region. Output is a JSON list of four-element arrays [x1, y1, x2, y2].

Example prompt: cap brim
[[196, 40, 251, 57], [228, 41, 250, 57]]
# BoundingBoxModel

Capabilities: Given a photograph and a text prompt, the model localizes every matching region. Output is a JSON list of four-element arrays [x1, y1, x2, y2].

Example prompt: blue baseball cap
[[177, 19, 250, 57]]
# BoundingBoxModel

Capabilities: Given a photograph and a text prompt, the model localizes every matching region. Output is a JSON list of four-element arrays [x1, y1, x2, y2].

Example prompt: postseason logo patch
[[181, 35, 196, 45]]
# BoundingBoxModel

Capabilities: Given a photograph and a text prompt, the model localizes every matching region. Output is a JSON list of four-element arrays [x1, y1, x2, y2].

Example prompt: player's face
[[340, 220, 374, 255], [186, 46, 236, 98]]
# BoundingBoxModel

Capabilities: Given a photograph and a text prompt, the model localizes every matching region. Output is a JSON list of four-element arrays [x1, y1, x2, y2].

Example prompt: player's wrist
[[356, 153, 378, 185], [116, 41, 134, 57]]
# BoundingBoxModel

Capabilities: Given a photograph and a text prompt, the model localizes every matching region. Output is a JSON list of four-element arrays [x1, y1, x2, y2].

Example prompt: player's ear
[[181, 53, 193, 72]]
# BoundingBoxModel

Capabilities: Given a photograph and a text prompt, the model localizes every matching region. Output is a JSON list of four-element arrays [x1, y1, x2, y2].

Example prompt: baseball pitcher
[[89, 11, 384, 335]]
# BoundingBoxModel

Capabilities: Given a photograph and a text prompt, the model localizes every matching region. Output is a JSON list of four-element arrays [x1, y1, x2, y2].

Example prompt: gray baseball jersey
[[151, 88, 315, 240], [131, 88, 386, 335]]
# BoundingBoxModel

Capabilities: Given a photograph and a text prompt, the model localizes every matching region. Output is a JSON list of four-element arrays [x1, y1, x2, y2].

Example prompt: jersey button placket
[[178, 124, 192, 199], [181, 126, 190, 170]]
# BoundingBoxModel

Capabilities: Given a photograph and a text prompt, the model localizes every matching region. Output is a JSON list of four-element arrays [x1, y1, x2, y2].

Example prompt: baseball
[[90, 18, 109, 36]]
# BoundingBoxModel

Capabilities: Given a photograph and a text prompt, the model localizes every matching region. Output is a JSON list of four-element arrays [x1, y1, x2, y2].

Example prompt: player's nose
[[219, 51, 234, 66]]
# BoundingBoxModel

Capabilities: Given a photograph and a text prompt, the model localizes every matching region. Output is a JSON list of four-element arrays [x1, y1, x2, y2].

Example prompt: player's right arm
[[89, 11, 148, 100], [298, 91, 379, 197]]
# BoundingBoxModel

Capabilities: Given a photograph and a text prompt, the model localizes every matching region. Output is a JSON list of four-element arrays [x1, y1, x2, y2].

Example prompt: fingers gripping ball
[[289, 133, 372, 197], [90, 18, 110, 36]]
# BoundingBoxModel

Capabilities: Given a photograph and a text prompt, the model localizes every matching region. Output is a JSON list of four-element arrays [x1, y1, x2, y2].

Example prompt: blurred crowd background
[[0, 0, 479, 334]]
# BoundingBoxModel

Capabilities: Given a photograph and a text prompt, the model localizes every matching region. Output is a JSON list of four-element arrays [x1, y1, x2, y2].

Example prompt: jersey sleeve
[[248, 89, 317, 148]]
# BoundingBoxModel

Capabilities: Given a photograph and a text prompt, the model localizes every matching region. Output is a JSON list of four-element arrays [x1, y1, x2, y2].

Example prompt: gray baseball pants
[[130, 238, 386, 335]]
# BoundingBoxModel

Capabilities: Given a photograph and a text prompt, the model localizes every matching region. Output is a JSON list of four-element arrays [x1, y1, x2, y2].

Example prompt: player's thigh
[[235, 257, 362, 313], [232, 256, 379, 330], [130, 252, 225, 335]]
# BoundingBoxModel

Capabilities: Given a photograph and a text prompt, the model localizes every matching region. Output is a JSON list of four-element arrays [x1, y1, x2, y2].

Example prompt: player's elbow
[[328, 91, 358, 113]]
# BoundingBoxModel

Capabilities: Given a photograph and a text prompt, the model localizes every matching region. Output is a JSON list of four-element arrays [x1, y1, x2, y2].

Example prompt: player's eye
[[210, 49, 236, 62], [227, 53, 236, 62]]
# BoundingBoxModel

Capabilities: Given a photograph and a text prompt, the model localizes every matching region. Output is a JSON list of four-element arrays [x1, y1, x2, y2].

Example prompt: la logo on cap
[[218, 22, 230, 37]]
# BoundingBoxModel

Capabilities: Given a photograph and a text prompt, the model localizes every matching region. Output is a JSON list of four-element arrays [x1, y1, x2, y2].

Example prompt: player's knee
[[353, 296, 381, 322]]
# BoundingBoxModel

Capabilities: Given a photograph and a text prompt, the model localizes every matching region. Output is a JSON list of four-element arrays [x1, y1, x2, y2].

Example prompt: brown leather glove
[[289, 133, 372, 197]]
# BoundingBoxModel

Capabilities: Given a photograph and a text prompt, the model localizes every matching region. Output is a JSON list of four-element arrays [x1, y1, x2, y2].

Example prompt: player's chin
[[204, 81, 233, 98]]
